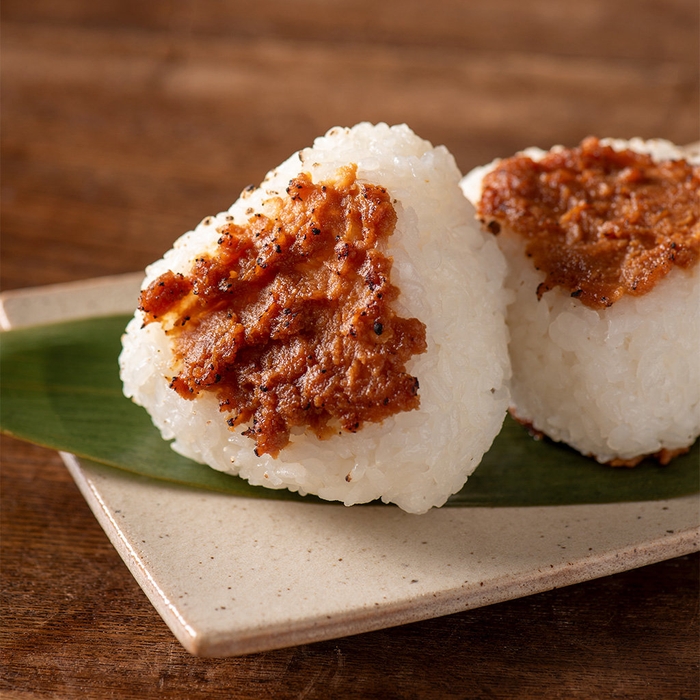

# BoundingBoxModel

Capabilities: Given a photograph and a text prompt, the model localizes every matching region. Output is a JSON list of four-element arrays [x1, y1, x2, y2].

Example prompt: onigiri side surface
[[120, 122, 511, 514], [460, 138, 700, 465]]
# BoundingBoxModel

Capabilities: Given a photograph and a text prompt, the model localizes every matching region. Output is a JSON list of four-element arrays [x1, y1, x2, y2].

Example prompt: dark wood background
[[2, 1, 698, 697]]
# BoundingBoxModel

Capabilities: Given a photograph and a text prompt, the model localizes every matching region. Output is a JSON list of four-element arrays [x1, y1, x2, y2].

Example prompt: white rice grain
[[120, 123, 511, 513], [460, 138, 700, 464]]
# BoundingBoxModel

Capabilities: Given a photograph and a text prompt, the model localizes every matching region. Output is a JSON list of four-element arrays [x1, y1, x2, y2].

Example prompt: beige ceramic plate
[[2, 274, 698, 657]]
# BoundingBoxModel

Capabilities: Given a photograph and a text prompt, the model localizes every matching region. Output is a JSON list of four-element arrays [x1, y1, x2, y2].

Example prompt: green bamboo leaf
[[1, 315, 697, 507]]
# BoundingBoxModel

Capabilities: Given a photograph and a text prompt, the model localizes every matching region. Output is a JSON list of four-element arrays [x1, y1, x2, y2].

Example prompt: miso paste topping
[[139, 165, 427, 457], [478, 137, 700, 308]]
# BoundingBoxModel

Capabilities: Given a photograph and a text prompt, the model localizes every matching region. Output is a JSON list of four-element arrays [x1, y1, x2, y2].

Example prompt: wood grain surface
[[1, 1, 699, 698]]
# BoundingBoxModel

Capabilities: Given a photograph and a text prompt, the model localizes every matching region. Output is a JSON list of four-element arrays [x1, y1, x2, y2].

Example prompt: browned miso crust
[[139, 165, 427, 457], [478, 137, 700, 308]]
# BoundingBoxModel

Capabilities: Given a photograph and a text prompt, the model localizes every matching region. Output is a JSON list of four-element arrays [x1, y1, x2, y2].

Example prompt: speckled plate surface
[[2, 274, 698, 657]]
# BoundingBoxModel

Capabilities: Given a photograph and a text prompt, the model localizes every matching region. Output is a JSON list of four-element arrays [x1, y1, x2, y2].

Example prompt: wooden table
[[2, 2, 698, 697]]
